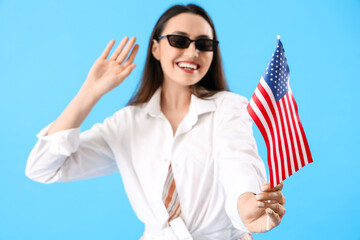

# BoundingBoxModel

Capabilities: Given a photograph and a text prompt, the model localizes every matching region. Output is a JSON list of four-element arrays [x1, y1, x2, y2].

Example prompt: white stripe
[[283, 96, 303, 170], [168, 192, 179, 215], [288, 90, 309, 165], [162, 168, 173, 200], [254, 87, 284, 182], [249, 98, 277, 186], [279, 100, 295, 175], [260, 78, 289, 180]]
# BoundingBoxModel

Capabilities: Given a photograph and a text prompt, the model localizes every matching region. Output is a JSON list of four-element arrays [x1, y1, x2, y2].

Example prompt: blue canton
[[262, 39, 290, 102]]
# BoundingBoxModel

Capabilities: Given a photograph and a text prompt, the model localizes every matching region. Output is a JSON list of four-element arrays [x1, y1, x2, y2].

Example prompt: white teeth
[[178, 62, 198, 70]]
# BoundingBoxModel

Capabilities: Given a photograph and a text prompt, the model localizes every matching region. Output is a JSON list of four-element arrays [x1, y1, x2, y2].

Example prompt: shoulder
[[211, 91, 249, 113], [97, 105, 137, 129], [110, 104, 139, 122]]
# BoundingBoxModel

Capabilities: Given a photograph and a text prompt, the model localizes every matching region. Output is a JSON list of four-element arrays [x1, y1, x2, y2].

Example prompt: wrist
[[76, 86, 101, 110], [78, 83, 102, 103]]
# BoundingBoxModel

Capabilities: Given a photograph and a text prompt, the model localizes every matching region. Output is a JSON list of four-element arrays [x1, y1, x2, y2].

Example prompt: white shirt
[[25, 87, 266, 240]]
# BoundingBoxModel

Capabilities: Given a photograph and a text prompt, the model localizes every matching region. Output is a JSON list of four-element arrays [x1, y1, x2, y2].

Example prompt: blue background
[[1, 0, 359, 239]]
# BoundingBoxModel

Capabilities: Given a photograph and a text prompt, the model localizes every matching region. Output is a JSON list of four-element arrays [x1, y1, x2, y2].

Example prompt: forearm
[[47, 87, 100, 135]]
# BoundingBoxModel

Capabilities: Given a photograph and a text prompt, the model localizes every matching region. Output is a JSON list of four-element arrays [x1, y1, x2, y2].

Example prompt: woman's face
[[152, 13, 214, 89]]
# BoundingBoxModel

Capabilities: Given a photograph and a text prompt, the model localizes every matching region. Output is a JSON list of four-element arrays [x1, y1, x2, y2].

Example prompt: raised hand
[[82, 36, 139, 100], [237, 182, 286, 233]]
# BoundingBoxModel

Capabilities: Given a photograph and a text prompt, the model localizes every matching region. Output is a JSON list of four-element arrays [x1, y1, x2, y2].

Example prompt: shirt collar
[[144, 86, 217, 118]]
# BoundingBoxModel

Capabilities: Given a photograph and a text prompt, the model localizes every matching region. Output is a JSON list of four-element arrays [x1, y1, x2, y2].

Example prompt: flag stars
[[262, 41, 290, 101]]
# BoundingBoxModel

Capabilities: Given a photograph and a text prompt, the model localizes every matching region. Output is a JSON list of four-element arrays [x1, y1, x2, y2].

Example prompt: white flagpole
[[266, 35, 281, 232], [266, 200, 270, 231]]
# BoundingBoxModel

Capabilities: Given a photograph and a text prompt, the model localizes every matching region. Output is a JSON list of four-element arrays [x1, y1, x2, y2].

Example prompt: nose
[[184, 41, 199, 58]]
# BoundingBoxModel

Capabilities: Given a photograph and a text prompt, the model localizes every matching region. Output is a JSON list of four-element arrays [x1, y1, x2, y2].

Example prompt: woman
[[26, 4, 286, 240]]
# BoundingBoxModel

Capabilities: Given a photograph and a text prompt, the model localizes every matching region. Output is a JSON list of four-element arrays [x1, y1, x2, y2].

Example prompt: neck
[[160, 81, 191, 112]]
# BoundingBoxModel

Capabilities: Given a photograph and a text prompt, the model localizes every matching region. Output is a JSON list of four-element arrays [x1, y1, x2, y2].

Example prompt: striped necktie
[[162, 164, 182, 222]]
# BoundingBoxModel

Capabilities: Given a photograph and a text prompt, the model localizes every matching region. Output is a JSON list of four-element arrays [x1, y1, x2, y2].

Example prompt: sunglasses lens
[[168, 35, 190, 48], [165, 35, 218, 51], [196, 39, 216, 51]]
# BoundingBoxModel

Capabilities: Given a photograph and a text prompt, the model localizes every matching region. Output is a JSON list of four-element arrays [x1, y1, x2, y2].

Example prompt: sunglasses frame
[[157, 34, 219, 52]]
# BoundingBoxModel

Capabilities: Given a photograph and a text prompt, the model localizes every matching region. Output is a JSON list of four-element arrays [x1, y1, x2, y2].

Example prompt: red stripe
[[276, 97, 293, 178], [247, 104, 275, 188], [253, 93, 280, 186], [290, 94, 313, 164], [258, 83, 286, 182], [285, 94, 305, 167], [279, 98, 300, 172]]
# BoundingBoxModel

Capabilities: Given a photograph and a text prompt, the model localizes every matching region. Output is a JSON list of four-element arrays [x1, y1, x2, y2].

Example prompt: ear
[[152, 39, 160, 61]]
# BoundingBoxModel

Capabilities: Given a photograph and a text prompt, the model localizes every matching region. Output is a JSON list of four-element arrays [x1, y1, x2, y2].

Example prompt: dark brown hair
[[127, 4, 229, 106]]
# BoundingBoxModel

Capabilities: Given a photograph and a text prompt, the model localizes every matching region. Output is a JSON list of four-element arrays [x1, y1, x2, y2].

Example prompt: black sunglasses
[[157, 35, 219, 52]]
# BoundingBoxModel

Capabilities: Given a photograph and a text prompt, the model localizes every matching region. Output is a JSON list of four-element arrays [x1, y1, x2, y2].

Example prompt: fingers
[[261, 182, 284, 192], [258, 202, 286, 218], [258, 182, 285, 204], [256, 191, 286, 205], [109, 36, 130, 61], [100, 40, 116, 59], [100, 36, 137, 65], [118, 64, 137, 80], [266, 208, 281, 228], [116, 36, 137, 64], [122, 44, 139, 68]]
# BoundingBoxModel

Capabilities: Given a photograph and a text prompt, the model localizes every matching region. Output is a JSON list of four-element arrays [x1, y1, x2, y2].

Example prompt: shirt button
[[163, 158, 168, 163]]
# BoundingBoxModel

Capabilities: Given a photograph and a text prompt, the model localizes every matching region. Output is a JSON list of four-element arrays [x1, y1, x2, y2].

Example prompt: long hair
[[127, 4, 229, 106]]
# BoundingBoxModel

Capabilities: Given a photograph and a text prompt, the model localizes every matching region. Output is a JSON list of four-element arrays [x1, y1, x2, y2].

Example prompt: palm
[[87, 59, 126, 93], [84, 37, 139, 98], [243, 207, 273, 233]]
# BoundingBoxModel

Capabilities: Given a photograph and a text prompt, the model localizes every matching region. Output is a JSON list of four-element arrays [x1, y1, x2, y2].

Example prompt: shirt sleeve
[[214, 92, 267, 232], [25, 112, 122, 184]]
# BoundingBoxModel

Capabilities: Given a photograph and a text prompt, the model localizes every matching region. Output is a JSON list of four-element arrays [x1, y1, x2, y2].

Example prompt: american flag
[[246, 37, 313, 189]]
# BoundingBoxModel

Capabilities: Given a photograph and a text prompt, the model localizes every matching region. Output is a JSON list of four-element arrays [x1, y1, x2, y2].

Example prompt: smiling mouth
[[176, 61, 200, 71]]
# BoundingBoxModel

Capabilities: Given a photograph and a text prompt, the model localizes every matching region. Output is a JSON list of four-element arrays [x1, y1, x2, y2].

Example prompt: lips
[[176, 61, 200, 72]]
